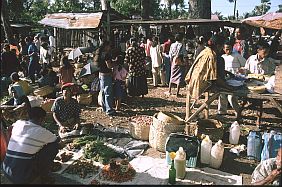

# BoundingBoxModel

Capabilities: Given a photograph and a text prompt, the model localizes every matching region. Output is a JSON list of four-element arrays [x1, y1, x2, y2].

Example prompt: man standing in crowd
[[94, 41, 116, 116], [2, 107, 59, 184]]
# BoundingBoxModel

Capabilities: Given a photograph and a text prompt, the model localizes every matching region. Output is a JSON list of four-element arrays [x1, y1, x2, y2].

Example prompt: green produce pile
[[84, 141, 120, 165]]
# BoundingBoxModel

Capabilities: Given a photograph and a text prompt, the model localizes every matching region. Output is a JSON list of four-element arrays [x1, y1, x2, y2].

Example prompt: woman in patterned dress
[[124, 38, 148, 97]]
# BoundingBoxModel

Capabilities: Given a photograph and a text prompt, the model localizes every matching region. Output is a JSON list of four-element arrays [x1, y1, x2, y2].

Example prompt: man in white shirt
[[2, 107, 59, 184], [244, 41, 276, 76]]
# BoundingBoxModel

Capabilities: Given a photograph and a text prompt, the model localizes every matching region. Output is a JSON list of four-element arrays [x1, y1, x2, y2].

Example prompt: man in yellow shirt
[[10, 72, 33, 95]]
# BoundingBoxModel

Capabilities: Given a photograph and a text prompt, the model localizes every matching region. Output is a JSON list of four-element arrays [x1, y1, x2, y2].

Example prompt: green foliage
[[111, 0, 141, 17], [83, 141, 120, 165]]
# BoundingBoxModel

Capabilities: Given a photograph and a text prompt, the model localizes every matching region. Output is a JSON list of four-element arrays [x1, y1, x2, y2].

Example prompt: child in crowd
[[112, 51, 128, 111]]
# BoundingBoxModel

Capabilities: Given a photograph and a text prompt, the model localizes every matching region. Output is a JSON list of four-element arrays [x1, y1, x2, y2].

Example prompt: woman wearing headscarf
[[124, 38, 148, 97]]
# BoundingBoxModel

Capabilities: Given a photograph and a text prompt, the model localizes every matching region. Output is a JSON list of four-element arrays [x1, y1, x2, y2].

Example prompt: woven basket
[[149, 113, 185, 152], [156, 111, 184, 125], [197, 119, 224, 142], [152, 113, 185, 133], [41, 99, 55, 113], [129, 122, 151, 141], [149, 124, 169, 152], [248, 85, 266, 94], [77, 94, 92, 105], [34, 86, 54, 97], [74, 63, 84, 69]]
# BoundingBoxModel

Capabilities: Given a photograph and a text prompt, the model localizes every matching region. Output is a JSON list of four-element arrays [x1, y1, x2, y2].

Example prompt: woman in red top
[[59, 56, 75, 85]]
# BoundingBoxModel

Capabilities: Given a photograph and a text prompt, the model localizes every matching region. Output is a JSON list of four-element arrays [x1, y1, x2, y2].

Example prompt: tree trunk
[[188, 0, 211, 19], [141, 0, 151, 37], [188, 0, 211, 36], [1, 0, 13, 43]]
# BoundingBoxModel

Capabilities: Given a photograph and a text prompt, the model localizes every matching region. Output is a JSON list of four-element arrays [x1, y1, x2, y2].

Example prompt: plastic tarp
[[242, 12, 282, 30]]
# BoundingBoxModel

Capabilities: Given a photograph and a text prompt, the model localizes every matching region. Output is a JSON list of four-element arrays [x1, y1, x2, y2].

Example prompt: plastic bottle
[[168, 159, 176, 184], [247, 131, 262, 161], [200, 135, 212, 165], [174, 147, 186, 179], [210, 140, 224, 169], [229, 121, 241, 145]]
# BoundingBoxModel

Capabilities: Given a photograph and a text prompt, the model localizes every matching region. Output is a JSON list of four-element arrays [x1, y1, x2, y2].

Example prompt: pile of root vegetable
[[129, 115, 152, 126], [64, 159, 100, 179], [100, 161, 136, 183]]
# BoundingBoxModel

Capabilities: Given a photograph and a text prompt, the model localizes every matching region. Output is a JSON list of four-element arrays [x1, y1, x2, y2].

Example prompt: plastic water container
[[261, 130, 282, 161], [174, 147, 186, 179], [210, 140, 224, 169], [247, 131, 262, 161], [229, 121, 241, 145], [200, 135, 212, 165]]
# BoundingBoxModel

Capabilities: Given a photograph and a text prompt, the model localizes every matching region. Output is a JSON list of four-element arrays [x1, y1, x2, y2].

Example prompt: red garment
[[163, 40, 171, 54], [0, 125, 13, 162]]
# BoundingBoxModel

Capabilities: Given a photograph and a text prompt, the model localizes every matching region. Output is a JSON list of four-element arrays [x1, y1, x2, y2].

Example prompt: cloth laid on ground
[[87, 124, 150, 159], [96, 156, 242, 185], [185, 47, 217, 99]]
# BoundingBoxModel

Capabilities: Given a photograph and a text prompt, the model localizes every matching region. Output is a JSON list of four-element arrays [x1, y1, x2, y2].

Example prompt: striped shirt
[[7, 120, 57, 155]]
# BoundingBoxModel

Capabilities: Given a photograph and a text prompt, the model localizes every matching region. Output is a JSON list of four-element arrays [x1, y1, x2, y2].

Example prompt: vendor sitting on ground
[[10, 72, 33, 95], [51, 83, 83, 138], [2, 85, 31, 122], [251, 147, 281, 185], [2, 107, 59, 184]]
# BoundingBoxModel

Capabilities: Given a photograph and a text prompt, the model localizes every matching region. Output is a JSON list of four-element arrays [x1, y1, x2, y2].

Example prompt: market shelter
[[38, 10, 127, 49]]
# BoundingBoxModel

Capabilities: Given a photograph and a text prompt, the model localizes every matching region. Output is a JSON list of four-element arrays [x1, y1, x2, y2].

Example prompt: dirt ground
[[72, 77, 281, 185], [1, 73, 281, 185]]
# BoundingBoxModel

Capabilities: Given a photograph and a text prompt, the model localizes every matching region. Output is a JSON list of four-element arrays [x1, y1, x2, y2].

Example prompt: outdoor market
[[0, 0, 282, 185]]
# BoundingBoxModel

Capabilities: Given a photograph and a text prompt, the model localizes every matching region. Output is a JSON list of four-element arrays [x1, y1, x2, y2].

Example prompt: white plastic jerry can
[[200, 135, 212, 165], [174, 147, 186, 179], [229, 121, 241, 145], [210, 140, 224, 169]]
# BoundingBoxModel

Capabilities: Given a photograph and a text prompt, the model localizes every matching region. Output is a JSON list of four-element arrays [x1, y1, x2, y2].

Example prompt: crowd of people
[[0, 24, 281, 184]]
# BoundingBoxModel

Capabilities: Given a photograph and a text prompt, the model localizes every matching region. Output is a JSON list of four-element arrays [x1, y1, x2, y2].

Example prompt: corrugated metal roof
[[38, 12, 103, 29]]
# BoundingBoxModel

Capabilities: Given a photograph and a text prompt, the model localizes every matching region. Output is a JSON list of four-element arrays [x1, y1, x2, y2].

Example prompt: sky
[[160, 0, 281, 17], [211, 0, 281, 17]]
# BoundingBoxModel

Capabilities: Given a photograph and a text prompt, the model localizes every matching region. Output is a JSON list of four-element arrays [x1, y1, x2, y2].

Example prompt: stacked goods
[[274, 64, 282, 94], [55, 152, 73, 162], [77, 94, 92, 105], [66, 135, 98, 151], [129, 115, 152, 141], [40, 99, 55, 122], [40, 99, 55, 112], [149, 111, 185, 152], [34, 85, 54, 97]]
